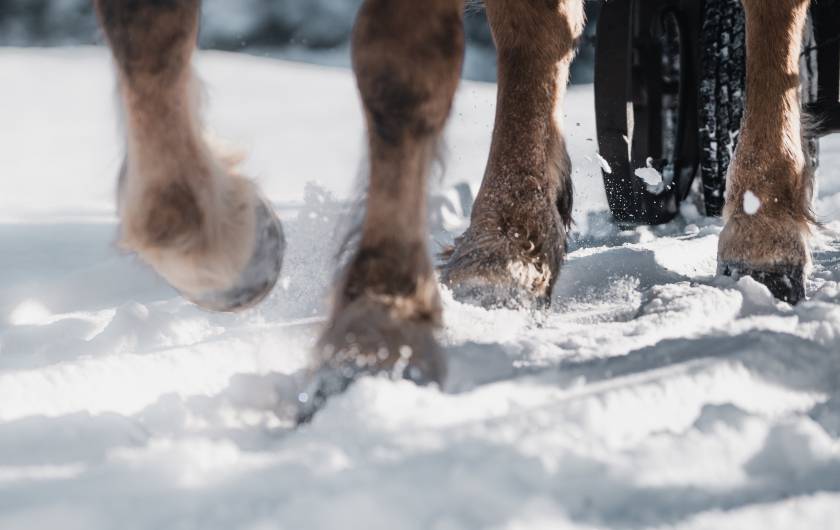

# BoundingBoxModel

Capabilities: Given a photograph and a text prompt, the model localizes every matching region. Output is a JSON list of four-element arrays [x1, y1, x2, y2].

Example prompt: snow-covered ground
[[1, 47, 840, 529]]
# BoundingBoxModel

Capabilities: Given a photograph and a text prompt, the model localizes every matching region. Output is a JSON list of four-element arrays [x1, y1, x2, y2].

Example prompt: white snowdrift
[[1, 48, 839, 530]]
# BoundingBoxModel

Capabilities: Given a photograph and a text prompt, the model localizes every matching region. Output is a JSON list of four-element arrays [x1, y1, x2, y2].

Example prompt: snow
[[744, 190, 761, 215], [1, 47, 840, 529], [635, 159, 665, 194], [636, 166, 663, 185], [596, 153, 612, 175]]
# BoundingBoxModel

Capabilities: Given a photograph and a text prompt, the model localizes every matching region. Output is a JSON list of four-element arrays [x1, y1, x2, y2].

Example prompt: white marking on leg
[[744, 190, 761, 215]]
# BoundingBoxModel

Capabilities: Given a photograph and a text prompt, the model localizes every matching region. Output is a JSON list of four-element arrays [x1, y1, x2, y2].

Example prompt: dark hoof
[[720, 262, 806, 305], [296, 297, 445, 424], [189, 196, 285, 311]]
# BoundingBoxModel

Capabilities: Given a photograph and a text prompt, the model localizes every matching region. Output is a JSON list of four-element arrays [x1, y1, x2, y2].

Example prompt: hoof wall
[[189, 197, 285, 311], [445, 278, 545, 310], [721, 262, 806, 305], [440, 226, 560, 311]]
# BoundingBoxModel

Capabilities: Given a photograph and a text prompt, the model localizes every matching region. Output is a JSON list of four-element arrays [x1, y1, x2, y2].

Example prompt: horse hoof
[[720, 262, 806, 305], [441, 225, 564, 310], [188, 196, 285, 311], [717, 211, 810, 306], [296, 297, 444, 424], [445, 277, 545, 310], [296, 341, 443, 425]]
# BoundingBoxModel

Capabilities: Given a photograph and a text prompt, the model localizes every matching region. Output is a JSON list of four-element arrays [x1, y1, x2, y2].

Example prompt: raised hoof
[[720, 262, 806, 305], [188, 197, 285, 311], [296, 298, 445, 424]]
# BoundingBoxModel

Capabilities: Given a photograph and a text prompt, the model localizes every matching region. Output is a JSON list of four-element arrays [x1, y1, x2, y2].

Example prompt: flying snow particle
[[635, 167, 663, 187], [596, 154, 612, 174], [743, 190, 761, 215]]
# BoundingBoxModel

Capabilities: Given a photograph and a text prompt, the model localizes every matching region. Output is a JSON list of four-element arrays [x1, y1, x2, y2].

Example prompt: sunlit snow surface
[[2, 48, 840, 530]]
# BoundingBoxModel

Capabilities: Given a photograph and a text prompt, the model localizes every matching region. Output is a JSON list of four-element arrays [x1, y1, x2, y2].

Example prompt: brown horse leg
[[94, 0, 284, 311], [718, 0, 813, 304], [311, 0, 465, 394], [441, 0, 584, 309]]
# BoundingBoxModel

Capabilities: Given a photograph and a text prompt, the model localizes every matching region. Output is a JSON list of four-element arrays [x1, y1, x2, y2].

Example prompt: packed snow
[[1, 47, 840, 530]]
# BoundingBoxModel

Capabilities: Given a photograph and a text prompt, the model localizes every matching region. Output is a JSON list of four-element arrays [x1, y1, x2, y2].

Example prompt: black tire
[[698, 0, 746, 217], [595, 0, 702, 226]]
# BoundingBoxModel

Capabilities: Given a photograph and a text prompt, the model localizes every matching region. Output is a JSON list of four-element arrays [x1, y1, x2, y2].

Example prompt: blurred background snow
[[0, 0, 600, 83]]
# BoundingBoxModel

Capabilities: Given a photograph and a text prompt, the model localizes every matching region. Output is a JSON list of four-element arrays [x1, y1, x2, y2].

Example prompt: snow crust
[[1, 48, 840, 529]]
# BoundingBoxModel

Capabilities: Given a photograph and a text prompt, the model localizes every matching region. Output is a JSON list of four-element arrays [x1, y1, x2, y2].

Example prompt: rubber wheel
[[595, 0, 702, 226]]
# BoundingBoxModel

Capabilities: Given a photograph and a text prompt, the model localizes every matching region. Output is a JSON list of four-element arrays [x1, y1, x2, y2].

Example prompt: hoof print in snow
[[720, 262, 806, 305]]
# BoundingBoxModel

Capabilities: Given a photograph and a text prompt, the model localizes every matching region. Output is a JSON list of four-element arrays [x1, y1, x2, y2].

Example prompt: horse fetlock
[[340, 240, 442, 322]]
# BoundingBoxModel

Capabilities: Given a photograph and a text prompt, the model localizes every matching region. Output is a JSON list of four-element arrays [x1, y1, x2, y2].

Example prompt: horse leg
[[441, 0, 584, 309], [718, 0, 813, 303], [94, 0, 284, 311], [313, 0, 465, 391]]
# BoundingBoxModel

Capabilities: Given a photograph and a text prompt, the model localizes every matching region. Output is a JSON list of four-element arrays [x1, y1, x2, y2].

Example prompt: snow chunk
[[596, 153, 612, 174], [635, 158, 666, 193], [736, 275, 779, 310], [635, 167, 663, 187], [744, 190, 761, 215]]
